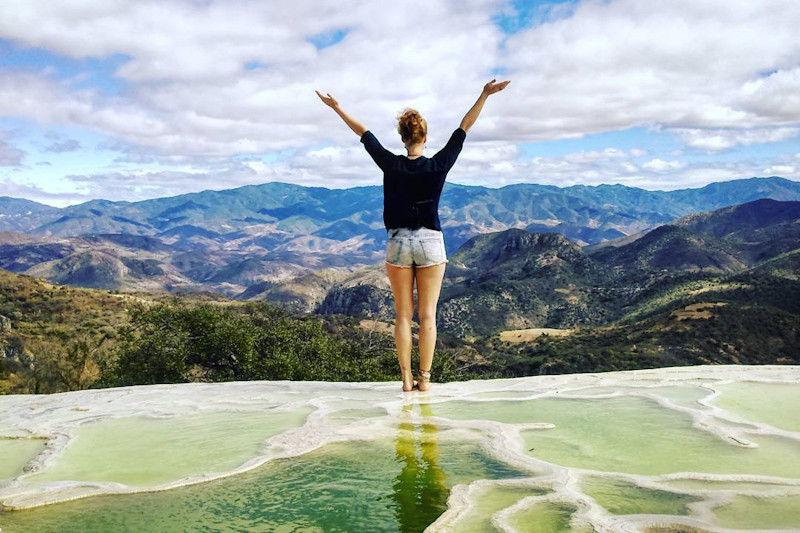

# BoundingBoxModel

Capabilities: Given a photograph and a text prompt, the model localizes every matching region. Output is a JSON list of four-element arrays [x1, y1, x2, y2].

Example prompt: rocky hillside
[[436, 229, 615, 339], [316, 197, 800, 340]]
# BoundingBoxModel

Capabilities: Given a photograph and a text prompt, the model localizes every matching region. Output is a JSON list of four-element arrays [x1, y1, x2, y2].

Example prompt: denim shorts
[[385, 227, 448, 268]]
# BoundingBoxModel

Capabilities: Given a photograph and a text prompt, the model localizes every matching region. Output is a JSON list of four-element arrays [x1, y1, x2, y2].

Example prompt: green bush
[[106, 299, 471, 387]]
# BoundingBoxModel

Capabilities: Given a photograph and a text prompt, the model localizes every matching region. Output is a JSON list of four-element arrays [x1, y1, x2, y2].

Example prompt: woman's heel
[[417, 369, 431, 391], [401, 367, 416, 392]]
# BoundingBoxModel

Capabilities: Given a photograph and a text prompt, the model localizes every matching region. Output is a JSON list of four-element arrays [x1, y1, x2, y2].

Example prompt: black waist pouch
[[412, 199, 435, 226]]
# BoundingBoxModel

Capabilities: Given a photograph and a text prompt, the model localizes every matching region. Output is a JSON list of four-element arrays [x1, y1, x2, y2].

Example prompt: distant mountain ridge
[[2, 176, 799, 296], [3, 176, 800, 244], [591, 198, 800, 268]]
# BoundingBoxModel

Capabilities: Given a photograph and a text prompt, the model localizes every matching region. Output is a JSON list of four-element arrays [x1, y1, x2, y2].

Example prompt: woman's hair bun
[[396, 107, 427, 145]]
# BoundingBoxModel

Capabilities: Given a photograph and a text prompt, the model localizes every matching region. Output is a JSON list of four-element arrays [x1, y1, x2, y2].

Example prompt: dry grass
[[499, 327, 573, 344], [670, 302, 727, 321], [688, 282, 751, 295], [359, 318, 419, 340]]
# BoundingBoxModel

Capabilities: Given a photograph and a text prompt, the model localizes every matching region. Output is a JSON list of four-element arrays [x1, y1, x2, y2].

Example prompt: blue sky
[[1, 0, 799, 206]]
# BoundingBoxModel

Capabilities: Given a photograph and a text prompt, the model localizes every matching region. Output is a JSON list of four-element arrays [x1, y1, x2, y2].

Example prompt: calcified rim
[[0, 364, 799, 533]]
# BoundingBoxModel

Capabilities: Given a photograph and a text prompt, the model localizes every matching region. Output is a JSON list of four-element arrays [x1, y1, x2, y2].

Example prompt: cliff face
[[317, 283, 394, 318]]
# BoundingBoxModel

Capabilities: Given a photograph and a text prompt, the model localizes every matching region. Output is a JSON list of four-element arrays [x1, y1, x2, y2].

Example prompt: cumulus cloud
[[0, 1, 347, 83], [671, 127, 799, 151], [496, 0, 800, 138], [764, 165, 795, 175], [488, 154, 800, 191], [563, 148, 645, 163], [0, 0, 799, 201], [641, 158, 687, 172], [737, 67, 800, 122], [0, 0, 506, 157], [0, 178, 88, 206], [20, 145, 800, 206]]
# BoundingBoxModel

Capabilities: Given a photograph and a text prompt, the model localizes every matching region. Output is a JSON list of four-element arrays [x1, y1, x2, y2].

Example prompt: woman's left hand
[[315, 90, 339, 109]]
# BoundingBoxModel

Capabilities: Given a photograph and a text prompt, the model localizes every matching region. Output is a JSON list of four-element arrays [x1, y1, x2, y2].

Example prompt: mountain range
[[3, 178, 799, 381], [1, 176, 799, 298]]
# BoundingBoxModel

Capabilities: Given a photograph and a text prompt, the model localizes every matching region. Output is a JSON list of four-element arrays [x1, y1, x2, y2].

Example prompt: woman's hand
[[315, 90, 339, 109], [460, 79, 511, 132], [482, 78, 511, 96], [316, 90, 366, 136]]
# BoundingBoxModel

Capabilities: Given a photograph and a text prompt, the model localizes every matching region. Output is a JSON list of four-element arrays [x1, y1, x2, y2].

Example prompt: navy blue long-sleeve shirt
[[360, 127, 467, 231]]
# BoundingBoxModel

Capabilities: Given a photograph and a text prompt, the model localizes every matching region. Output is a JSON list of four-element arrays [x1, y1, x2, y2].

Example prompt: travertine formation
[[1, 364, 799, 532]]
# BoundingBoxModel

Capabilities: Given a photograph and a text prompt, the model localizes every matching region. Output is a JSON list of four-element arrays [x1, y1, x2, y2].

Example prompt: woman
[[316, 78, 511, 392]]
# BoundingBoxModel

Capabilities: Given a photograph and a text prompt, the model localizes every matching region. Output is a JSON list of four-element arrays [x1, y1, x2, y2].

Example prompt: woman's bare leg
[[386, 262, 416, 391], [414, 262, 446, 391]]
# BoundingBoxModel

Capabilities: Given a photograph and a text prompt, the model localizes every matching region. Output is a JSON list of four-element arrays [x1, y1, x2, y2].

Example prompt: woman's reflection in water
[[390, 400, 449, 532]]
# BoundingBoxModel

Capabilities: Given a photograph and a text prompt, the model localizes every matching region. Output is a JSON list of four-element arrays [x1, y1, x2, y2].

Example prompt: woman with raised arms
[[316, 78, 511, 392]]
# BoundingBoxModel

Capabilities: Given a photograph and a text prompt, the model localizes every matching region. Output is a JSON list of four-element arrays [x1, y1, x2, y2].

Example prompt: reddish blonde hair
[[396, 108, 427, 145]]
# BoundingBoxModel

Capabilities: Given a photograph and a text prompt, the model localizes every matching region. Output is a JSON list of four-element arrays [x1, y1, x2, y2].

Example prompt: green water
[[641, 386, 713, 408], [446, 484, 548, 532], [713, 493, 800, 529], [562, 385, 711, 409], [711, 382, 800, 431], [325, 407, 388, 426], [0, 419, 528, 533], [508, 502, 592, 533], [580, 476, 701, 515], [26, 408, 312, 486], [663, 479, 796, 492], [2, 376, 799, 532], [428, 397, 800, 476], [0, 438, 47, 479], [643, 526, 713, 533], [468, 391, 538, 399]]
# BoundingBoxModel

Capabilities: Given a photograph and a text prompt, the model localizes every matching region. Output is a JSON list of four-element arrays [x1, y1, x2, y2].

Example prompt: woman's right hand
[[315, 90, 339, 109], [482, 78, 511, 96]]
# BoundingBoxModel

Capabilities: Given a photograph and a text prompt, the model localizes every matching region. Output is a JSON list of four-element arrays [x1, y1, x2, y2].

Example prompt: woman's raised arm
[[459, 78, 511, 133], [315, 90, 367, 137]]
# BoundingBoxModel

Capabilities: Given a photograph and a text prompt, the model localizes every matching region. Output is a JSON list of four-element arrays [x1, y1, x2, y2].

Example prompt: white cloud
[[2, 0, 797, 153], [1, 0, 800, 200], [0, 178, 87, 206], [563, 148, 644, 163], [0, 0, 506, 158], [28, 150, 800, 206], [671, 127, 799, 151], [764, 165, 795, 175], [496, 0, 800, 140], [0, 1, 345, 83], [642, 158, 687, 172], [737, 68, 800, 122]]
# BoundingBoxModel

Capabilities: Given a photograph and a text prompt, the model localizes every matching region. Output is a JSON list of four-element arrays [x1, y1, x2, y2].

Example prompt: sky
[[1, 0, 799, 207]]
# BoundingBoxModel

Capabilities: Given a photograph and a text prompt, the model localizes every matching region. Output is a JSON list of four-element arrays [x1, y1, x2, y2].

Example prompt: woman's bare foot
[[400, 367, 416, 392]]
